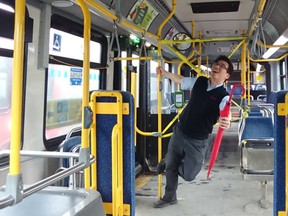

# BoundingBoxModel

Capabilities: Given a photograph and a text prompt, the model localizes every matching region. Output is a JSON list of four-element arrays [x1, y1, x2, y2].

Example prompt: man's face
[[210, 60, 230, 82]]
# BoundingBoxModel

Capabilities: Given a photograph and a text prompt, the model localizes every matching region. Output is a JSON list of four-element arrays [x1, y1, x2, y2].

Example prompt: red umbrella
[[207, 84, 245, 179]]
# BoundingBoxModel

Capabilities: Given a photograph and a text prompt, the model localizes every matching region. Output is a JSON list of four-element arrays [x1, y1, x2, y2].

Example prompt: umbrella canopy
[[207, 84, 245, 179]]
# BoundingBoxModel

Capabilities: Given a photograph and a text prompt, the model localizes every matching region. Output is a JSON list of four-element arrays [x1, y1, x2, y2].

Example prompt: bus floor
[[135, 152, 273, 216]]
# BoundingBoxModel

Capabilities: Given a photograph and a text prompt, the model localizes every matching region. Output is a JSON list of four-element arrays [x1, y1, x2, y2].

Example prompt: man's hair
[[214, 55, 234, 76]]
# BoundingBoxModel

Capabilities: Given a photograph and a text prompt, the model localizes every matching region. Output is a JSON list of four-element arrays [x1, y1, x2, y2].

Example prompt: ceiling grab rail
[[84, 0, 159, 40], [109, 21, 120, 61]]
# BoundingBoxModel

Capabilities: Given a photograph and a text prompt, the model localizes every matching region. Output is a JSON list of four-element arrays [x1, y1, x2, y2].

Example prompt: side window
[[132, 54, 140, 107], [121, 51, 127, 91], [149, 60, 171, 114], [45, 28, 101, 139], [0, 54, 13, 151]]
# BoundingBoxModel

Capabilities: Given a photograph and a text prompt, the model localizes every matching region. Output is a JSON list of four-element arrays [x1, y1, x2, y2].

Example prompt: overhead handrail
[[256, 40, 288, 49], [249, 53, 288, 62], [109, 21, 120, 60], [228, 39, 246, 58], [84, 0, 159, 40], [159, 36, 246, 44], [166, 43, 202, 75], [114, 57, 152, 61], [139, 33, 148, 65], [247, 0, 267, 38]]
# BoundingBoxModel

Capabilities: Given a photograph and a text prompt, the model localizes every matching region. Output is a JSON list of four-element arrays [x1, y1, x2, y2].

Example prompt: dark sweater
[[178, 76, 229, 139]]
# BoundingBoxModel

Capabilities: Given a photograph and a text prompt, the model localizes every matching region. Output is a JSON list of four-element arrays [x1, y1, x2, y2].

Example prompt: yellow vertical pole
[[131, 71, 137, 145], [191, 20, 195, 49], [247, 51, 251, 106], [111, 124, 119, 216], [113, 92, 123, 216], [76, 0, 91, 189], [197, 31, 202, 70], [118, 94, 124, 216], [177, 62, 184, 91], [9, 0, 26, 175], [206, 55, 209, 77], [156, 0, 176, 199], [241, 42, 247, 99]]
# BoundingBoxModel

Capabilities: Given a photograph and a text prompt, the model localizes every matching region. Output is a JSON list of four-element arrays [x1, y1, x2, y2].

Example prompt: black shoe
[[156, 158, 166, 174], [153, 198, 177, 208]]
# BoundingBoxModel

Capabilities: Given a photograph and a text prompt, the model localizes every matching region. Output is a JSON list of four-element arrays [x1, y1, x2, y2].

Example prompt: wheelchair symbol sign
[[53, 34, 61, 51]]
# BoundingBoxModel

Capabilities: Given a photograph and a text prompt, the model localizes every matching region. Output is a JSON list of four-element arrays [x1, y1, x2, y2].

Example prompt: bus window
[[149, 60, 171, 114], [132, 54, 140, 107], [0, 56, 13, 151], [45, 28, 101, 139], [121, 51, 127, 91]]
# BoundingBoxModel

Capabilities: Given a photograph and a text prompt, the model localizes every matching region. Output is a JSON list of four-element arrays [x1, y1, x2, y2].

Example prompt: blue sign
[[70, 68, 82, 85], [53, 33, 61, 51]]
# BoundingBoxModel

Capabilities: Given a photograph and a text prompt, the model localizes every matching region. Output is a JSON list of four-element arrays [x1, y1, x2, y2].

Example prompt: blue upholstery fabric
[[94, 91, 135, 216], [248, 111, 263, 116], [250, 107, 261, 112], [273, 90, 287, 215], [240, 116, 274, 141]]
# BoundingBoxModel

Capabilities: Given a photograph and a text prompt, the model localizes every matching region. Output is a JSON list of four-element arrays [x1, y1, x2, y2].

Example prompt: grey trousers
[[163, 124, 209, 201]]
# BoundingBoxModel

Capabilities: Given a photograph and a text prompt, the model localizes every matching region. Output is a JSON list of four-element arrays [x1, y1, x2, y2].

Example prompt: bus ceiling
[[25, 0, 288, 60]]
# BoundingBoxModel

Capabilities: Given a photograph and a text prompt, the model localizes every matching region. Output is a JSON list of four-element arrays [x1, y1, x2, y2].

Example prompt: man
[[153, 55, 233, 208]]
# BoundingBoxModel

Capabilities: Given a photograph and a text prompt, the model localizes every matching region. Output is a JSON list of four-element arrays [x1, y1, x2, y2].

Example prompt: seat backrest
[[248, 111, 263, 116], [240, 117, 274, 141]]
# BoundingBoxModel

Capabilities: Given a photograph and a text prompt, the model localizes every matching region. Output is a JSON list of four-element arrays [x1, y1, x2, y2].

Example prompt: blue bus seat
[[239, 116, 274, 175], [92, 91, 135, 216], [273, 90, 287, 215], [59, 136, 81, 187]]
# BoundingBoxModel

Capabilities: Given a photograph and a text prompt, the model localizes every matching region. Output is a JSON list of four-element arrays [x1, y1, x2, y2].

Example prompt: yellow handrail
[[91, 91, 124, 215], [156, 0, 176, 199], [85, 0, 158, 40], [159, 36, 246, 44], [249, 53, 288, 62], [166, 44, 202, 75], [247, 50, 251, 106], [112, 124, 120, 216], [114, 57, 153, 61], [76, 0, 92, 189], [228, 39, 246, 58], [161, 103, 187, 135], [241, 42, 247, 97], [256, 40, 288, 49], [10, 0, 26, 176], [247, 0, 267, 37], [130, 72, 156, 137]]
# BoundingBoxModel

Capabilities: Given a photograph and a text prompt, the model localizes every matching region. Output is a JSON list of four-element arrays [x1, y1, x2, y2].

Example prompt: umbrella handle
[[228, 84, 245, 103]]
